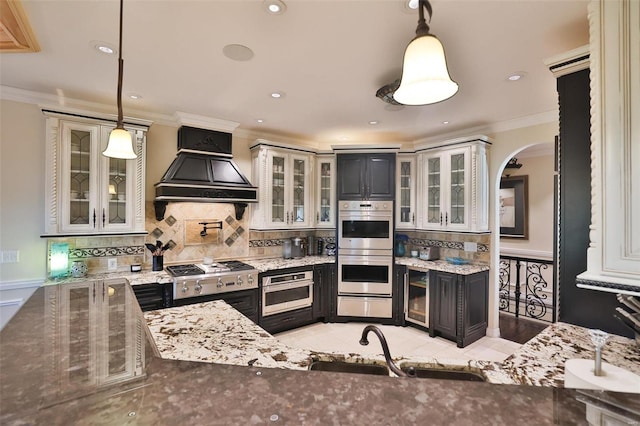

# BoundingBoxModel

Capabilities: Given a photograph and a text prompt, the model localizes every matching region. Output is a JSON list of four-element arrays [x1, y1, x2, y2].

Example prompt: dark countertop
[[2, 282, 638, 425]]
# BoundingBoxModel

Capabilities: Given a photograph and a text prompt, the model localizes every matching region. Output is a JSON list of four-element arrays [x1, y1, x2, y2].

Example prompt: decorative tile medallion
[[151, 227, 164, 239], [165, 215, 177, 226]]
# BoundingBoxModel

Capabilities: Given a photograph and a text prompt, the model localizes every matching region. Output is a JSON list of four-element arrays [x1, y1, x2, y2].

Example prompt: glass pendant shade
[[103, 127, 136, 159], [393, 34, 458, 105]]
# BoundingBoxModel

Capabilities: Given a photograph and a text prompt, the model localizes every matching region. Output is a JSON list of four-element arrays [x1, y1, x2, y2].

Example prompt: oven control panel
[[339, 200, 392, 212], [173, 272, 257, 300]]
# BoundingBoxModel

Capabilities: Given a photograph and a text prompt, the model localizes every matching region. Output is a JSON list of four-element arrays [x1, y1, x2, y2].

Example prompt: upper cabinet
[[396, 154, 416, 229], [43, 111, 149, 236], [337, 153, 395, 200], [315, 154, 336, 228], [575, 0, 640, 294], [416, 137, 490, 233], [251, 142, 314, 229]]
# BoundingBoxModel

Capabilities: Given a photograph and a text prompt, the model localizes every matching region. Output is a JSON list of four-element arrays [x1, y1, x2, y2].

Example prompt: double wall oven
[[337, 200, 394, 318]]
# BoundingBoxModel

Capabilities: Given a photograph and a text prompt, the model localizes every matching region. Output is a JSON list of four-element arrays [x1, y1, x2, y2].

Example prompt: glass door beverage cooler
[[405, 269, 429, 327]]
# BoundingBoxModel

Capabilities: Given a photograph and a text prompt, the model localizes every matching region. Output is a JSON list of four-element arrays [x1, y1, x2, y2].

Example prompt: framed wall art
[[500, 175, 528, 239]]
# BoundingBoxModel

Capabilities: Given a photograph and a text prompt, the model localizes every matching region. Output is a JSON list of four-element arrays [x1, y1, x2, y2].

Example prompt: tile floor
[[275, 322, 523, 363]]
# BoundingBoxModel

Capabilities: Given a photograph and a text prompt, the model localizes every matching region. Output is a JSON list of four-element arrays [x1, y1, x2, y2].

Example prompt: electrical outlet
[[464, 242, 478, 252], [108, 257, 117, 271]]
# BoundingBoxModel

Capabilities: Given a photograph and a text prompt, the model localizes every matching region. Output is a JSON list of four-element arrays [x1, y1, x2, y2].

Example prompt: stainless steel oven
[[338, 200, 393, 250], [262, 271, 314, 316], [337, 248, 394, 318], [337, 249, 393, 296]]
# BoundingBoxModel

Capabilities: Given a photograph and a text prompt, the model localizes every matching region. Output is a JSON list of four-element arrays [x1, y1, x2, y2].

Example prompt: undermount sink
[[308, 361, 390, 376], [401, 365, 485, 382], [308, 360, 486, 382]]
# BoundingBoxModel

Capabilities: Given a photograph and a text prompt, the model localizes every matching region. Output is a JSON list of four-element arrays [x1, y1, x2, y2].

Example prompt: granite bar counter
[[3, 282, 639, 425]]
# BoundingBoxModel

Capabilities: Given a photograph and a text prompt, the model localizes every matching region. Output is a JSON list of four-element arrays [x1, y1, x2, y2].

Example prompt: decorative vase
[[152, 256, 164, 271], [70, 261, 88, 278], [395, 240, 406, 257]]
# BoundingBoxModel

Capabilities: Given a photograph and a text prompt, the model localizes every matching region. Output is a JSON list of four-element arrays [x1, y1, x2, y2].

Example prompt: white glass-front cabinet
[[396, 154, 416, 229], [416, 138, 489, 232], [315, 154, 336, 228], [251, 143, 313, 229], [44, 112, 148, 235]]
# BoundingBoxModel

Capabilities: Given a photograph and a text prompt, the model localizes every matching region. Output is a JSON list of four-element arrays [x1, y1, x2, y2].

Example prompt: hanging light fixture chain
[[116, 0, 124, 128], [416, 0, 432, 36]]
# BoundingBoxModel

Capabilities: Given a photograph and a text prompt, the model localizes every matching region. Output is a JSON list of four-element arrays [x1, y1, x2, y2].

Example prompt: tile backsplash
[[45, 202, 490, 276]]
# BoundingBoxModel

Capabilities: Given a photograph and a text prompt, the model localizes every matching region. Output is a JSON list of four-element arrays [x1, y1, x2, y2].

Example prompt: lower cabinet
[[429, 270, 488, 348], [213, 289, 259, 324], [313, 262, 335, 321], [132, 283, 172, 312], [260, 306, 314, 334]]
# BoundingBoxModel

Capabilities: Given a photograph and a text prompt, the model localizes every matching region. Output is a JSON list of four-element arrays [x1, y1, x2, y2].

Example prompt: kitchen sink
[[308, 361, 390, 376], [401, 366, 485, 382]]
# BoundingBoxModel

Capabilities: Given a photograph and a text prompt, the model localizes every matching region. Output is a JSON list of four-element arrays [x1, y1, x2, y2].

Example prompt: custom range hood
[[154, 126, 257, 221]]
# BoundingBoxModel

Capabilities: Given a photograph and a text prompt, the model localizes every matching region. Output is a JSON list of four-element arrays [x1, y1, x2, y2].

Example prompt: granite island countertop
[[2, 281, 639, 425], [144, 299, 640, 389]]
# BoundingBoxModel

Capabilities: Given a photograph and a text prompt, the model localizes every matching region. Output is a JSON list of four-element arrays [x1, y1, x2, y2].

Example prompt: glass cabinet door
[[291, 156, 307, 224], [316, 156, 335, 227], [61, 121, 99, 233], [69, 129, 93, 225], [270, 154, 286, 224], [449, 153, 466, 225], [426, 156, 441, 225], [397, 157, 415, 228], [107, 157, 127, 225]]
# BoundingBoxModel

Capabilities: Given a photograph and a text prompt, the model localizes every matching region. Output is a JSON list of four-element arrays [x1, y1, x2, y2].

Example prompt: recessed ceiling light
[[128, 93, 142, 100], [264, 0, 286, 15], [257, 119, 265, 123], [406, 0, 419, 10], [369, 120, 379, 125], [91, 41, 116, 55], [507, 72, 527, 81], [339, 136, 349, 141], [223, 44, 254, 61], [442, 121, 449, 125], [270, 92, 285, 99]]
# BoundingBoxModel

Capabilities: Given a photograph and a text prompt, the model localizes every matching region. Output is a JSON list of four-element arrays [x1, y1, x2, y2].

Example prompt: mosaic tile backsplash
[[45, 202, 490, 275]]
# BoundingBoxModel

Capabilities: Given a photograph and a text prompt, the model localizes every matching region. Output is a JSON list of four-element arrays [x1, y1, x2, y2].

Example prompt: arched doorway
[[487, 140, 556, 338]]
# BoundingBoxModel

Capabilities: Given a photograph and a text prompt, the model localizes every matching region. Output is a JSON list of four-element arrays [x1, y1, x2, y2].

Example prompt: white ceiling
[[0, 0, 589, 144]]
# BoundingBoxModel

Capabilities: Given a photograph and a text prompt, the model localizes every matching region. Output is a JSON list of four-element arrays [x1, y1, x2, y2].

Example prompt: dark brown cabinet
[[429, 270, 488, 348], [132, 283, 172, 312], [313, 262, 335, 321], [337, 153, 395, 200]]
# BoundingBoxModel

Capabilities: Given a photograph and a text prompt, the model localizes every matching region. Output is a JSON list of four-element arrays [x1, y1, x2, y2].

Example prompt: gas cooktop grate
[[165, 264, 205, 276]]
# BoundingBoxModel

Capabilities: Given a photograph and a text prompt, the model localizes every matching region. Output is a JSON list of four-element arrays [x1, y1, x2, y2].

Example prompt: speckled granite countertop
[[144, 299, 640, 390], [43, 255, 488, 286], [2, 282, 639, 425], [396, 257, 489, 275]]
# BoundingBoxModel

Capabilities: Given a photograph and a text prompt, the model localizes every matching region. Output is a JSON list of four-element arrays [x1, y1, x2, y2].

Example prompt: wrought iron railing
[[499, 255, 555, 323]]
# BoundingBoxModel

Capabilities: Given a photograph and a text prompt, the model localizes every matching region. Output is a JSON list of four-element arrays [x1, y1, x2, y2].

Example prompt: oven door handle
[[263, 280, 313, 293], [338, 257, 393, 267]]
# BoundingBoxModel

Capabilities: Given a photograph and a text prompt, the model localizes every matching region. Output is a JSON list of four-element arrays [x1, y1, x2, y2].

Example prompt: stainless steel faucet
[[359, 325, 411, 377]]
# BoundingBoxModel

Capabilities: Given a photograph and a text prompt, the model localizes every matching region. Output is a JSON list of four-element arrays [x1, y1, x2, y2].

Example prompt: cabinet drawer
[[260, 307, 314, 334]]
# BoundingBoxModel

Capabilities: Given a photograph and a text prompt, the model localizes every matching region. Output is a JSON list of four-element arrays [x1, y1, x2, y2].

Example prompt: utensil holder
[[152, 256, 163, 271]]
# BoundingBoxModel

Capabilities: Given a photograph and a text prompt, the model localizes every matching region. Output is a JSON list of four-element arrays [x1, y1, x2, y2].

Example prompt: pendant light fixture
[[393, 0, 458, 106], [102, 0, 137, 159]]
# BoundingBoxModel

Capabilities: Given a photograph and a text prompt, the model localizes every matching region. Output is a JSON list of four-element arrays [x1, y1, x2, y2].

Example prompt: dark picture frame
[[499, 175, 528, 239]]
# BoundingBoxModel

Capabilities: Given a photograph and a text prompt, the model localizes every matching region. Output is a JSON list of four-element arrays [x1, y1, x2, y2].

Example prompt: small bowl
[[410, 250, 419, 258], [203, 257, 214, 265], [446, 257, 470, 265]]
